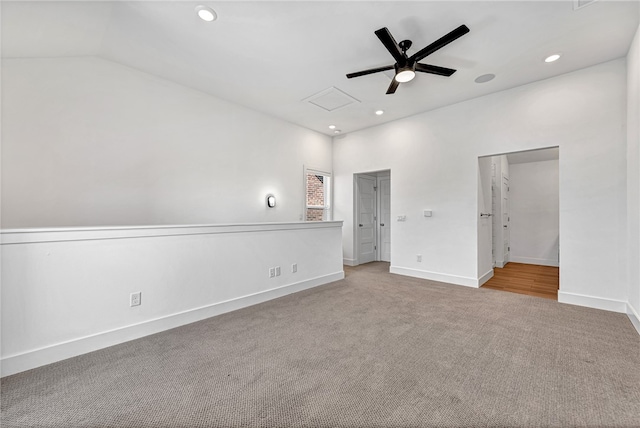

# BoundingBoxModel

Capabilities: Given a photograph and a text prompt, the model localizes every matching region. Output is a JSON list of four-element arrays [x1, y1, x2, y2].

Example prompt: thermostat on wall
[[424, 210, 432, 217]]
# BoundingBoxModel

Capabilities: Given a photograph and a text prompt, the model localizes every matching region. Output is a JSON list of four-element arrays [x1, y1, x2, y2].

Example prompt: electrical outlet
[[269, 267, 276, 278], [292, 263, 297, 273], [417, 255, 422, 262], [275, 266, 281, 276], [130, 292, 141, 307]]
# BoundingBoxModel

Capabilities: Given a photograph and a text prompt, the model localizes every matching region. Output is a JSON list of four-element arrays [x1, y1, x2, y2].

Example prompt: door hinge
[[508, 246, 510, 251], [374, 245, 377, 250], [373, 186, 377, 191]]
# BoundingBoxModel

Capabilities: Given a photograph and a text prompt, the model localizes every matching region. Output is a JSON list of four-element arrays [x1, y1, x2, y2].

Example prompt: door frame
[[376, 173, 391, 262], [478, 147, 560, 293], [501, 173, 510, 265], [355, 174, 376, 265], [353, 169, 391, 265]]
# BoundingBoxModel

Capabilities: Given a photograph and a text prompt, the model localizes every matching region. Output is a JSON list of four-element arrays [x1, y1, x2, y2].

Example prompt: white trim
[[509, 256, 559, 267], [0, 271, 344, 377], [343, 258, 357, 266], [376, 173, 391, 263], [557, 291, 627, 313], [495, 260, 506, 268], [478, 269, 494, 286], [627, 303, 640, 336], [390, 266, 480, 288], [1, 221, 343, 245]]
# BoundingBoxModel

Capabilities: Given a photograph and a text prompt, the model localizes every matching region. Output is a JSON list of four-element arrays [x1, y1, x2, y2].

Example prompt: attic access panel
[[303, 87, 360, 112]]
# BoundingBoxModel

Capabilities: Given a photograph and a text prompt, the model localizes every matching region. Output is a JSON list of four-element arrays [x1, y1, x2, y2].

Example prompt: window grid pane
[[306, 208, 325, 222], [306, 174, 325, 208], [305, 171, 331, 221]]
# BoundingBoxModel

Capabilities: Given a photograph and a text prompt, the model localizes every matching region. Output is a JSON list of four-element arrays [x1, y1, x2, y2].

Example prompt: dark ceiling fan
[[346, 24, 470, 94]]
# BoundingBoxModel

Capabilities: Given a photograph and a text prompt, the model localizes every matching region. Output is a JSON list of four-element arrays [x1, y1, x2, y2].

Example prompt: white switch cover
[[424, 210, 432, 217], [397, 215, 406, 222]]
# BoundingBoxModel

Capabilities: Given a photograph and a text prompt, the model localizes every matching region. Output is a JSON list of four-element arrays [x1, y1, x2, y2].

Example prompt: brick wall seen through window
[[305, 172, 330, 221]]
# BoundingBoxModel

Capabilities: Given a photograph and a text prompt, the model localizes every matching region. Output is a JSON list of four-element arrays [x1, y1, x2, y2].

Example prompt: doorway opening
[[354, 170, 391, 265], [478, 147, 559, 300]]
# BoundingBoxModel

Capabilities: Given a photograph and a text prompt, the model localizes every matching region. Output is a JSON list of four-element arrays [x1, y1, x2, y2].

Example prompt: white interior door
[[357, 175, 376, 264], [502, 174, 510, 264], [478, 157, 494, 277], [491, 162, 497, 267], [378, 176, 391, 262]]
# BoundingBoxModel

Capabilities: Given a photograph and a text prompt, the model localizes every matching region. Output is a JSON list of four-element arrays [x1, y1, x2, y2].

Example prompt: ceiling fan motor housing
[[399, 39, 413, 53]]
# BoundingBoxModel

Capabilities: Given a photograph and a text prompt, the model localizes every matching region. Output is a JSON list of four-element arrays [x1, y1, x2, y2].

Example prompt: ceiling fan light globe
[[395, 70, 415, 83]]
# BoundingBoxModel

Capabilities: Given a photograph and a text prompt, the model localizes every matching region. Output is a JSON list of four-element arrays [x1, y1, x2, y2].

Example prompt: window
[[305, 168, 332, 221]]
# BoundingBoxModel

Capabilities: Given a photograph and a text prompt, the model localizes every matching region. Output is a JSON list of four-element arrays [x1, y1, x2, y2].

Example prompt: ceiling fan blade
[[346, 65, 395, 79], [374, 27, 405, 63], [409, 25, 470, 62], [415, 63, 457, 76], [386, 78, 400, 95]]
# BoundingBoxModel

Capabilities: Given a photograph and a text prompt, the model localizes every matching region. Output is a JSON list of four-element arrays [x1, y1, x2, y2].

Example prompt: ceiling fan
[[346, 24, 470, 94]]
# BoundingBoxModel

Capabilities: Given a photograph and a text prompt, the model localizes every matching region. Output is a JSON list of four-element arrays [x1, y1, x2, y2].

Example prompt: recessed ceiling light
[[334, 130, 341, 134], [474, 74, 496, 84], [195, 5, 217, 22], [328, 125, 336, 129], [544, 53, 561, 63], [375, 110, 384, 116]]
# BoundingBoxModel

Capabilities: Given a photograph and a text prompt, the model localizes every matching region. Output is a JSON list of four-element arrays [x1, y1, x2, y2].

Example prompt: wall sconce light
[[266, 194, 276, 208]]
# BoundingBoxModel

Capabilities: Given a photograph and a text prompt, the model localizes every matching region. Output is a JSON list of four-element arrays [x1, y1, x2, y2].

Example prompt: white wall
[[509, 160, 559, 267], [1, 57, 332, 228], [627, 17, 640, 333], [1, 222, 344, 376], [334, 59, 628, 310]]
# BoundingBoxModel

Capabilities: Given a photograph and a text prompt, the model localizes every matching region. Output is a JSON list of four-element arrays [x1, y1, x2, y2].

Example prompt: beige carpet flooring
[[2, 262, 639, 427]]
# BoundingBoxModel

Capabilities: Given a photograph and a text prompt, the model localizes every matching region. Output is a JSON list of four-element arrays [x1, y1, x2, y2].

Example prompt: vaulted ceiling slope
[[2, 1, 638, 136]]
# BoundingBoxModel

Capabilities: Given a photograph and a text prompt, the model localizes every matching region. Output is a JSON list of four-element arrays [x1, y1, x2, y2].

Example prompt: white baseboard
[[478, 269, 494, 286], [627, 303, 640, 336], [558, 291, 627, 313], [495, 261, 505, 268], [343, 258, 356, 266], [1, 271, 344, 377], [390, 266, 480, 288], [510, 256, 559, 267]]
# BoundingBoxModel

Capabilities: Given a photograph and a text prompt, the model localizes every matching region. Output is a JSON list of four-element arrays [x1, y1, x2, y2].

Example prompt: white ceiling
[[2, 1, 638, 136]]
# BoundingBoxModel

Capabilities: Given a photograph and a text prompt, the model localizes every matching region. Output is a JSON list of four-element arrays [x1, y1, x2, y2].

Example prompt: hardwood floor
[[482, 262, 559, 300]]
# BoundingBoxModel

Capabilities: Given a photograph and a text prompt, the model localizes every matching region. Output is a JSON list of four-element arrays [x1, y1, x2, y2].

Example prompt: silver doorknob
[[380, 223, 385, 226]]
